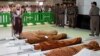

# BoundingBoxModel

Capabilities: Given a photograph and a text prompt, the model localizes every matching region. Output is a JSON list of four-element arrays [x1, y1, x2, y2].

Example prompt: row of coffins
[[1, 40, 100, 56], [0, 30, 100, 56], [19, 30, 100, 56], [0, 30, 66, 56]]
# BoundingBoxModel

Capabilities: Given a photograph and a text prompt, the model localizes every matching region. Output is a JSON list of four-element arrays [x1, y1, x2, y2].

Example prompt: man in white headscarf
[[12, 4, 23, 38]]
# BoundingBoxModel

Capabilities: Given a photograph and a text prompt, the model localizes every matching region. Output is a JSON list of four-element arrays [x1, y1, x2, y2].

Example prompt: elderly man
[[12, 4, 23, 38]]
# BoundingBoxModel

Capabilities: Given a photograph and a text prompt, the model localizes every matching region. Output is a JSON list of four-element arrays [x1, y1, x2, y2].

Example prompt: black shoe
[[89, 34, 94, 36]]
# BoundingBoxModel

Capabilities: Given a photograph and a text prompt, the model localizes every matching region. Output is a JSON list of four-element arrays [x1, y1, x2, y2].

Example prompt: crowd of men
[[0, 5, 52, 13], [0, 3, 78, 37], [52, 3, 78, 28], [52, 2, 100, 36], [0, 1, 99, 37], [8, 4, 53, 38]]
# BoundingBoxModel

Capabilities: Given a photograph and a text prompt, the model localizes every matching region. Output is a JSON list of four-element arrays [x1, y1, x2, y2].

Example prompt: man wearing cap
[[59, 4, 66, 27], [89, 2, 100, 36], [67, 3, 76, 28], [73, 3, 78, 28], [54, 3, 60, 26]]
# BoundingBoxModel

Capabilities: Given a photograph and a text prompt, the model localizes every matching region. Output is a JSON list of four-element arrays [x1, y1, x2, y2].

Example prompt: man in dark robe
[[12, 4, 23, 38]]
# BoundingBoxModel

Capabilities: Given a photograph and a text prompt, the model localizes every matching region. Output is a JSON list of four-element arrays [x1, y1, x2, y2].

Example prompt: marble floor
[[0, 24, 99, 41], [0, 24, 100, 44]]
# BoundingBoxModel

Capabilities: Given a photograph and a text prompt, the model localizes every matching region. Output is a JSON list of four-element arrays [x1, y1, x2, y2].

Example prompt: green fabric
[[22, 12, 54, 25], [0, 12, 54, 27], [0, 12, 11, 27]]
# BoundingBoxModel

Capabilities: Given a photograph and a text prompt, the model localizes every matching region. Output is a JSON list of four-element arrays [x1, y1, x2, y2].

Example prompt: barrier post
[[22, 12, 27, 26], [31, 12, 36, 25], [39, 12, 44, 24]]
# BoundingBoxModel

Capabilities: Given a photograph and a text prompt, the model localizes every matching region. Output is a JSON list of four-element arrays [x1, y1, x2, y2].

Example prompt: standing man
[[74, 3, 78, 28], [89, 2, 100, 36], [12, 4, 23, 38], [67, 3, 76, 28], [54, 3, 60, 26], [59, 4, 66, 27], [64, 4, 67, 25]]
